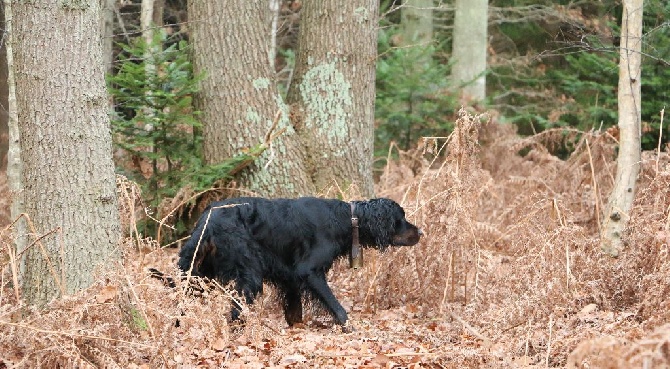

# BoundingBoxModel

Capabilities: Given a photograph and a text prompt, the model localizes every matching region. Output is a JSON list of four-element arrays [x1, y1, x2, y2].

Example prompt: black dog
[[177, 197, 422, 326]]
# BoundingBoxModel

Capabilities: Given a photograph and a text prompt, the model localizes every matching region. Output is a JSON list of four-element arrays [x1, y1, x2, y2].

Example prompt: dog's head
[[355, 198, 422, 250]]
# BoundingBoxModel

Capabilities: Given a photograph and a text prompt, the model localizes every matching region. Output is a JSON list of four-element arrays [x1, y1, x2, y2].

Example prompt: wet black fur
[[177, 197, 422, 326]]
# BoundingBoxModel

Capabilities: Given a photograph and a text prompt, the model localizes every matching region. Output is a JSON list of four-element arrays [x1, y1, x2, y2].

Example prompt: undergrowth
[[1, 109, 669, 367]]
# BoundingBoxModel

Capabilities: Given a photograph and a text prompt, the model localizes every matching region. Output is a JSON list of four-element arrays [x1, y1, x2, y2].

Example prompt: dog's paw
[[334, 308, 348, 326]]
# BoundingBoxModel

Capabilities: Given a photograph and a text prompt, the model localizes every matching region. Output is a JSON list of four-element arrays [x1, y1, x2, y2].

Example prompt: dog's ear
[[178, 237, 217, 276], [357, 198, 397, 247], [193, 240, 217, 270]]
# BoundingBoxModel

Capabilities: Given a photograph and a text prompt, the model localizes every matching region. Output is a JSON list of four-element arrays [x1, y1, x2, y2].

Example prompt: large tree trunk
[[600, 0, 643, 257], [189, 1, 313, 197], [451, 0, 488, 102], [286, 0, 378, 197], [12, 0, 121, 306]]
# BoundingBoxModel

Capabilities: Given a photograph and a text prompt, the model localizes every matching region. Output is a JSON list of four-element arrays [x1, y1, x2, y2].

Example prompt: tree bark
[[286, 0, 378, 197], [141, 0, 155, 44], [189, 1, 313, 197], [100, 0, 115, 75], [0, 3, 8, 173], [269, 0, 280, 69], [600, 0, 643, 257], [4, 0, 27, 283], [451, 0, 487, 102], [12, 0, 121, 306], [152, 0, 164, 27], [400, 0, 433, 48]]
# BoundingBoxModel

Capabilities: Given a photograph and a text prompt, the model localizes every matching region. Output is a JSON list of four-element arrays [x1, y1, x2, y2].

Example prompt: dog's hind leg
[[230, 272, 263, 322], [280, 282, 303, 326]]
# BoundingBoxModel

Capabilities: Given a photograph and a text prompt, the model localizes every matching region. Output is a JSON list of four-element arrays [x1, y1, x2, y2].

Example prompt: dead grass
[[1, 108, 669, 367]]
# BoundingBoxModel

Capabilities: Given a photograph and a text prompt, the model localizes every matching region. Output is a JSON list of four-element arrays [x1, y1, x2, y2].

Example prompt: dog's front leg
[[305, 273, 348, 325], [231, 274, 263, 322]]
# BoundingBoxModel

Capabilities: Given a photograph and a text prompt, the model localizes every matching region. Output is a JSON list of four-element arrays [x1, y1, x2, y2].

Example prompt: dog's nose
[[418, 229, 424, 237]]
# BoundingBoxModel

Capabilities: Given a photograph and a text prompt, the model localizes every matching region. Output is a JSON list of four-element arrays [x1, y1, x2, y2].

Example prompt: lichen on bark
[[299, 61, 352, 142]]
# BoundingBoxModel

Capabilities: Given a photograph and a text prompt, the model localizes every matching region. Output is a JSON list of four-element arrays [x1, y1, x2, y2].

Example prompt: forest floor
[[1, 111, 670, 368]]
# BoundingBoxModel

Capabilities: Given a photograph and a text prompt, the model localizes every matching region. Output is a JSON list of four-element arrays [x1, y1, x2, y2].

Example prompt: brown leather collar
[[349, 202, 363, 268]]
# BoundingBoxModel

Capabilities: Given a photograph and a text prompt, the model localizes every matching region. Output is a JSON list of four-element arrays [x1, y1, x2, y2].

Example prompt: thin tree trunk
[[141, 0, 155, 44], [4, 0, 27, 283], [140, 0, 157, 181], [0, 4, 8, 174], [141, 0, 156, 94], [153, 0, 164, 28], [100, 0, 116, 75], [395, 0, 434, 149], [451, 0, 487, 102], [13, 0, 121, 306], [286, 0, 378, 197], [189, 1, 313, 197], [269, 0, 280, 69], [601, 0, 643, 257], [400, 0, 433, 48]]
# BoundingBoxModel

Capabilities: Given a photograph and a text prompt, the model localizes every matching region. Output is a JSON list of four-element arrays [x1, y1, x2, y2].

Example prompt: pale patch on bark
[[299, 62, 352, 144]]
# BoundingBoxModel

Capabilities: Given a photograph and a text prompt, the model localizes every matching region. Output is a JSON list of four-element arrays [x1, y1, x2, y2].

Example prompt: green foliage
[[546, 3, 670, 149], [174, 142, 270, 196], [489, 0, 669, 150], [547, 51, 619, 128], [108, 32, 276, 239], [128, 306, 148, 331], [107, 31, 203, 206], [640, 0, 670, 148], [107, 30, 284, 240], [375, 27, 457, 157]]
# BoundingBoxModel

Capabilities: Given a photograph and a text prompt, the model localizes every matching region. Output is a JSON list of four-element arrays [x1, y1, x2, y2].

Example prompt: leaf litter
[[1, 109, 670, 367]]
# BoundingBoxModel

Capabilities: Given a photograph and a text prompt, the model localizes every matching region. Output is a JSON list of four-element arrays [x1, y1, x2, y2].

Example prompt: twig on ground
[[4, 213, 65, 297], [585, 139, 601, 234], [656, 107, 665, 175], [447, 310, 491, 344], [546, 314, 554, 367], [123, 272, 155, 338], [0, 320, 155, 349]]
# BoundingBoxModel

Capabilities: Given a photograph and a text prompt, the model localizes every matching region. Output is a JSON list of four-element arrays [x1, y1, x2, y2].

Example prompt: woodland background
[[0, 0, 669, 367]]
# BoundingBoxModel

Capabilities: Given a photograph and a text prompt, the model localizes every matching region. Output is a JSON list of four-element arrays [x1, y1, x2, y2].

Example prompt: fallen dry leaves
[[1, 111, 670, 367]]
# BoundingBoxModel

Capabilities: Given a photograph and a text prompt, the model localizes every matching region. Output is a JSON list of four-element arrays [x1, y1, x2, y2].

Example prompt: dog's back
[[178, 197, 351, 280]]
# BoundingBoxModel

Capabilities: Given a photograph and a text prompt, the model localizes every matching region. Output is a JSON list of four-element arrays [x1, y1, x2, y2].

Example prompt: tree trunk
[[400, 0, 433, 48], [600, 0, 643, 257], [189, 1, 313, 197], [0, 4, 8, 174], [451, 0, 487, 102], [286, 0, 378, 197], [153, 0, 164, 28], [269, 0, 280, 69], [5, 0, 28, 272], [100, 0, 115, 75], [12, 0, 121, 306], [141, 0, 155, 44]]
